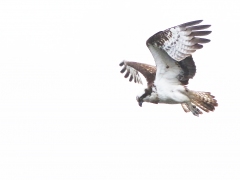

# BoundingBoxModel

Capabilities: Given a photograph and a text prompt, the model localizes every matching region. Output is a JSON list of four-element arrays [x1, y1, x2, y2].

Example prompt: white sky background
[[0, 0, 240, 179]]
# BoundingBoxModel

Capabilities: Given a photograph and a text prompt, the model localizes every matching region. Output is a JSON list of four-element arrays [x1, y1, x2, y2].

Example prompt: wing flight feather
[[119, 61, 156, 86], [146, 20, 211, 61]]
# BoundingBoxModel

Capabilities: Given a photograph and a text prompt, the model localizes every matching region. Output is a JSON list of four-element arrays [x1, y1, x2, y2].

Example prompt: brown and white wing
[[119, 61, 156, 87], [146, 20, 211, 61]]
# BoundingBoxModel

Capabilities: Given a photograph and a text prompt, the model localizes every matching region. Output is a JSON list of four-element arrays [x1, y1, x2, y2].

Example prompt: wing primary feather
[[129, 75, 133, 82], [186, 25, 211, 31], [120, 66, 126, 73], [179, 20, 203, 28], [191, 37, 210, 44], [132, 71, 137, 83], [119, 61, 124, 66], [134, 75, 137, 83], [124, 69, 130, 78], [190, 31, 212, 36], [192, 44, 203, 49]]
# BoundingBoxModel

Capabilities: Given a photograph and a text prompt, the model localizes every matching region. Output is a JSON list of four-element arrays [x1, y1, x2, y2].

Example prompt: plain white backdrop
[[0, 0, 240, 179]]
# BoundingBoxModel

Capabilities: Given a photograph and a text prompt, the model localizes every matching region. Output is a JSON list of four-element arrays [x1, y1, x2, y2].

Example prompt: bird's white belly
[[156, 85, 190, 104]]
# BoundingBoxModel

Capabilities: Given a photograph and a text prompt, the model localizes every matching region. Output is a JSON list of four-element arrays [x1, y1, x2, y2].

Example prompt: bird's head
[[136, 95, 144, 107], [136, 88, 152, 107]]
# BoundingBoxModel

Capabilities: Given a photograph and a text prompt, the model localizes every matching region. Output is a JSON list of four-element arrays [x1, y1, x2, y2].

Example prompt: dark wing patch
[[146, 20, 211, 61], [119, 61, 156, 86], [177, 55, 196, 85]]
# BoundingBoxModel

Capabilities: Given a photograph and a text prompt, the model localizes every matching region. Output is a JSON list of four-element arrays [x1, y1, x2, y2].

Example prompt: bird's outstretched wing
[[146, 20, 210, 85], [119, 61, 156, 87], [146, 20, 211, 61]]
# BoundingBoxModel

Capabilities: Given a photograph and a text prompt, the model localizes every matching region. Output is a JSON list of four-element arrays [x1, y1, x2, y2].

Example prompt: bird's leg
[[186, 102, 203, 117]]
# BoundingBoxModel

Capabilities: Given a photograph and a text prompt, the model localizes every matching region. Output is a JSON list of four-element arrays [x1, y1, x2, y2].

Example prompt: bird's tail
[[189, 91, 218, 113]]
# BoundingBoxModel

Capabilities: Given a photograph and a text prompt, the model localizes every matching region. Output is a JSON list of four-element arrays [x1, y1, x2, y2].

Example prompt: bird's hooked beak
[[136, 96, 143, 107]]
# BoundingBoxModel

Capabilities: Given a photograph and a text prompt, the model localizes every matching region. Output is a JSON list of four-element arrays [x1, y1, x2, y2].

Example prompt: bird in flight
[[119, 20, 218, 116]]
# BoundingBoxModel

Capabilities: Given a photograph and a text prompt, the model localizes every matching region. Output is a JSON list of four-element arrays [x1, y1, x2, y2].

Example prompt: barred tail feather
[[190, 91, 218, 112]]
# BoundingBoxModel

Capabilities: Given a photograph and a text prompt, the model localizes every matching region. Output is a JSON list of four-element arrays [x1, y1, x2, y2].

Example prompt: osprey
[[119, 20, 218, 116]]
